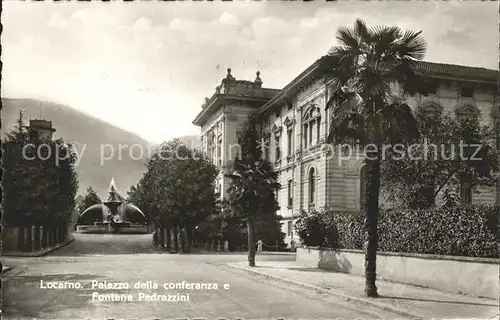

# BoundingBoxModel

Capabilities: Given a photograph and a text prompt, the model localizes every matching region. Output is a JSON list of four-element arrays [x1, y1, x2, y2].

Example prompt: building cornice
[[193, 94, 272, 126], [256, 59, 499, 119]]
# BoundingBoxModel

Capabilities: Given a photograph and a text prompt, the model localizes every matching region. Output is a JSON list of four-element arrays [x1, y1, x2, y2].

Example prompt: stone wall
[[297, 247, 499, 299], [2, 226, 70, 252]]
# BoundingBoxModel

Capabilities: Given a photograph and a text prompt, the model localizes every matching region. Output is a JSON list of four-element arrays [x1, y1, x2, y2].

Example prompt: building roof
[[29, 119, 56, 132], [414, 61, 499, 82], [192, 70, 281, 126], [258, 59, 499, 115]]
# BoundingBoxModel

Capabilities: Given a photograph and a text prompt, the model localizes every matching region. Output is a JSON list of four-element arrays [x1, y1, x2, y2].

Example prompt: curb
[[226, 263, 421, 319], [2, 238, 75, 257], [192, 250, 296, 256]]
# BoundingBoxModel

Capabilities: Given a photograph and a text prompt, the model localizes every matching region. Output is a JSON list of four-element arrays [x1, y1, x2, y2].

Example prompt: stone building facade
[[193, 60, 500, 246]]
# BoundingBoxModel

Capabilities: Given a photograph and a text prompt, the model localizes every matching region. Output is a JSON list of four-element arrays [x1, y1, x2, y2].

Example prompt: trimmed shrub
[[297, 204, 498, 258], [294, 210, 327, 247]]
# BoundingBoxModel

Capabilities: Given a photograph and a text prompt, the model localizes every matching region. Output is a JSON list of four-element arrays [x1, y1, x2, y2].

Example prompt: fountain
[[76, 178, 149, 234]]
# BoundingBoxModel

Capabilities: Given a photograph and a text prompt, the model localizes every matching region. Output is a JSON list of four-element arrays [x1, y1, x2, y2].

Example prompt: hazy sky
[[3, 1, 497, 144]]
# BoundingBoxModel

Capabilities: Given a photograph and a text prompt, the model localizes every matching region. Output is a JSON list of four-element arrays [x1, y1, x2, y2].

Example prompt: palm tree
[[320, 19, 428, 297], [225, 118, 280, 267]]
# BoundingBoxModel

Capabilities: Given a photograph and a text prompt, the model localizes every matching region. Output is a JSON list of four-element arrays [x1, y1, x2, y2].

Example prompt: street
[[2, 233, 403, 319]]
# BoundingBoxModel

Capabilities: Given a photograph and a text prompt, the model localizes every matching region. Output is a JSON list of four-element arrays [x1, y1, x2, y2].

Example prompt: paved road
[[2, 233, 402, 319]]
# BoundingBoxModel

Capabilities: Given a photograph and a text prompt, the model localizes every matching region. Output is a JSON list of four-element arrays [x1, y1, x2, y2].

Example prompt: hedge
[[294, 204, 498, 259]]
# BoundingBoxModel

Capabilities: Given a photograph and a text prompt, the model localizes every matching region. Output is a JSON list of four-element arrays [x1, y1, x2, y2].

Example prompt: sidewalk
[[227, 260, 499, 319], [2, 238, 74, 257], [166, 247, 296, 256]]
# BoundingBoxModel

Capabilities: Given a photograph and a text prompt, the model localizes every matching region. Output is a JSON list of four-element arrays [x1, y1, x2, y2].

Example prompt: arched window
[[302, 105, 321, 149], [456, 104, 480, 120], [308, 168, 316, 205], [418, 102, 443, 117], [360, 165, 368, 209], [209, 133, 216, 163], [217, 137, 222, 166]]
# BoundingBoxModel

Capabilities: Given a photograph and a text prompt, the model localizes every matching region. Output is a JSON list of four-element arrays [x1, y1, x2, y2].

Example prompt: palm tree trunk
[[364, 155, 381, 297], [364, 109, 382, 298], [247, 216, 256, 267]]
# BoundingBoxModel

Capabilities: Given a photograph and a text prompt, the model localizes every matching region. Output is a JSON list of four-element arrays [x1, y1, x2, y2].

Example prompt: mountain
[[1, 98, 153, 198], [177, 134, 201, 150], [1, 98, 202, 200]]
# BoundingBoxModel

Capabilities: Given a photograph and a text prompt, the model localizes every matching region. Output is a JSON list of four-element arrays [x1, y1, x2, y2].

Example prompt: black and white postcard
[[1, 1, 499, 319]]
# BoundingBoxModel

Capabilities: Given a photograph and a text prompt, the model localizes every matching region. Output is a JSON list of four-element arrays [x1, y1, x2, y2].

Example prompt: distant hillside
[[1, 98, 154, 198], [2, 98, 202, 199], [177, 134, 201, 150]]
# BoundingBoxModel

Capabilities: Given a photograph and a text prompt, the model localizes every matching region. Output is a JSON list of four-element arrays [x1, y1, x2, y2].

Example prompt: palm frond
[[386, 59, 428, 96], [327, 85, 358, 111], [354, 18, 371, 44], [370, 25, 401, 57], [394, 30, 427, 61], [381, 102, 419, 144], [328, 111, 366, 145], [335, 26, 360, 52], [325, 47, 359, 85]]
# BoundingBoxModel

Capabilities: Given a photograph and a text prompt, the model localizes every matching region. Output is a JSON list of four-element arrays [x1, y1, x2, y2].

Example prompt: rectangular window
[[264, 138, 270, 160], [275, 107, 281, 119], [423, 79, 438, 96], [428, 83, 438, 95], [287, 129, 293, 156], [288, 180, 293, 207], [309, 175, 315, 204], [460, 87, 474, 98], [303, 124, 308, 149], [217, 139, 222, 166], [287, 221, 293, 236], [316, 117, 321, 142], [287, 102, 293, 111], [309, 122, 314, 145], [211, 147, 216, 165], [275, 135, 281, 160]]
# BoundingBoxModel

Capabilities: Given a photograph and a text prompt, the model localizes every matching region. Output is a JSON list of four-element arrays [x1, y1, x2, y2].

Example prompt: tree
[[225, 118, 281, 266], [128, 138, 220, 252], [3, 111, 78, 230], [381, 111, 498, 209], [321, 19, 429, 296], [78, 187, 102, 214]]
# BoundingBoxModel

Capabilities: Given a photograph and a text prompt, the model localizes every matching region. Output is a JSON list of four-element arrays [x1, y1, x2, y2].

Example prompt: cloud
[[19, 34, 51, 51], [2, 1, 497, 144], [218, 12, 239, 26], [133, 17, 153, 31], [47, 13, 69, 28], [252, 16, 288, 38], [70, 8, 91, 24]]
